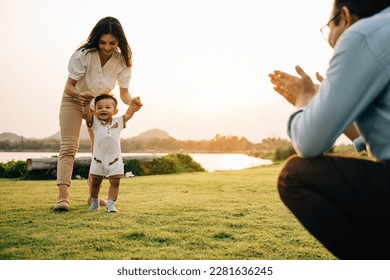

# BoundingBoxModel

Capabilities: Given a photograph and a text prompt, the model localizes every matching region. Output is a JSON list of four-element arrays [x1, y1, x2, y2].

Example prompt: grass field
[[0, 164, 335, 260]]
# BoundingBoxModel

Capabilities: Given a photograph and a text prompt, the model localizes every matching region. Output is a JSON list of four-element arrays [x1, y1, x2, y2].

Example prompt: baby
[[83, 93, 142, 212]]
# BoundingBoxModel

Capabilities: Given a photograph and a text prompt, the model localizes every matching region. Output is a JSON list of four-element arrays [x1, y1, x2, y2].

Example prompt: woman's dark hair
[[333, 0, 390, 23], [78, 17, 132, 68]]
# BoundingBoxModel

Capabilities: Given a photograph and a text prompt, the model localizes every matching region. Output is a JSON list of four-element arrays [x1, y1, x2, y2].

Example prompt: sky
[[0, 0, 347, 143]]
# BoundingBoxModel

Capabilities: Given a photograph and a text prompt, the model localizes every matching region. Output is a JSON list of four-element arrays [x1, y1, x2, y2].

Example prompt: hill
[[45, 125, 90, 141], [1, 128, 172, 142], [129, 129, 172, 140], [0, 132, 25, 142]]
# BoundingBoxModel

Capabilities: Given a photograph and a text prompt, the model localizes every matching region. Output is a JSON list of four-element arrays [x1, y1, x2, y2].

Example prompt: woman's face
[[98, 34, 118, 57]]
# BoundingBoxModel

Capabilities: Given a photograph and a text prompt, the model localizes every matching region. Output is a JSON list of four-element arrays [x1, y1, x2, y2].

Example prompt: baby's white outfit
[[89, 116, 125, 178]]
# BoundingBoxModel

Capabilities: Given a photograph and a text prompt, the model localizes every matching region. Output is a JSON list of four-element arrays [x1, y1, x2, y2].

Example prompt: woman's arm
[[119, 87, 132, 105], [64, 77, 80, 99], [64, 78, 94, 105]]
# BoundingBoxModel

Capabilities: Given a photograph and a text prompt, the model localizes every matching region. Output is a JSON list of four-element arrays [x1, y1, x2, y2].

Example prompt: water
[[189, 153, 272, 172], [0, 152, 272, 172]]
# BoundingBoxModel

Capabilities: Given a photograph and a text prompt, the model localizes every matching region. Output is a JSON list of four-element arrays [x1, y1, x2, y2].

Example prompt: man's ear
[[341, 6, 359, 27], [114, 108, 119, 115]]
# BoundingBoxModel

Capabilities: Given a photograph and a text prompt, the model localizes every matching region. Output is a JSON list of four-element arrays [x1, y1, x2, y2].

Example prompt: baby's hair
[[95, 94, 118, 108]]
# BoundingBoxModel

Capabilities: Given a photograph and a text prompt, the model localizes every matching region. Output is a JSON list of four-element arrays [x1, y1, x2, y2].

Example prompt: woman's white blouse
[[68, 49, 132, 96]]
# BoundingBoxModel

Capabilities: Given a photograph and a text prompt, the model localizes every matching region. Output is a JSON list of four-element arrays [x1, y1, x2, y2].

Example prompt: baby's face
[[94, 98, 118, 121]]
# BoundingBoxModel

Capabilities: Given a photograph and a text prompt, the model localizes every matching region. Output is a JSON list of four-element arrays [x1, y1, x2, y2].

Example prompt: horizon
[[0, 127, 291, 143], [0, 127, 355, 146], [0, 0, 351, 144]]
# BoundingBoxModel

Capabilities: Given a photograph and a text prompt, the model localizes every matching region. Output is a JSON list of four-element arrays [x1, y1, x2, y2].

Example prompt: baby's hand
[[80, 91, 95, 106], [130, 96, 143, 112]]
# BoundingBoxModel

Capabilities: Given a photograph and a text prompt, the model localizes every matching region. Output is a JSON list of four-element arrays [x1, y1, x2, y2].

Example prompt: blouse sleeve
[[117, 66, 132, 88], [68, 49, 89, 81]]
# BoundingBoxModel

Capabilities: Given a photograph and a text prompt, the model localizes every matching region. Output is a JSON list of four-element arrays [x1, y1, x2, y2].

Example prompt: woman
[[54, 16, 139, 211]]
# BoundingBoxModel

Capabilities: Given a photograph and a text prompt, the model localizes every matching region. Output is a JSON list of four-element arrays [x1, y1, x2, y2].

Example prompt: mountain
[[0, 132, 25, 142], [1, 128, 171, 142], [45, 125, 90, 141], [130, 129, 172, 140], [48, 127, 171, 141]]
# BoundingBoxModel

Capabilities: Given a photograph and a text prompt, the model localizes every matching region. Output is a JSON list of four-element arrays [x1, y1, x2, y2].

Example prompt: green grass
[[0, 164, 335, 260]]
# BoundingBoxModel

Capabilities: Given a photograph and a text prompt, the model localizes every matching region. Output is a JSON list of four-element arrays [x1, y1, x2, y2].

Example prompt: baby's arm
[[82, 103, 94, 127], [123, 96, 143, 123]]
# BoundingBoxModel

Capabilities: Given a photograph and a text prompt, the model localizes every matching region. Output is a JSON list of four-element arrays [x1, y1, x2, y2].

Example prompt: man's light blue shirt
[[288, 7, 390, 160]]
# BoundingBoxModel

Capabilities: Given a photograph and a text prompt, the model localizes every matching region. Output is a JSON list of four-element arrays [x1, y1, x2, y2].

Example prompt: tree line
[[0, 134, 294, 158]]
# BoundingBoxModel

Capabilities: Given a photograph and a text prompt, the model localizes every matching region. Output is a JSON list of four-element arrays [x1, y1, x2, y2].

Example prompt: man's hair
[[333, 0, 390, 22], [94, 94, 118, 108]]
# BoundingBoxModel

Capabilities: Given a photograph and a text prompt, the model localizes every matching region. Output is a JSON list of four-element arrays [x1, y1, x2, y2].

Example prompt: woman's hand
[[269, 66, 318, 108]]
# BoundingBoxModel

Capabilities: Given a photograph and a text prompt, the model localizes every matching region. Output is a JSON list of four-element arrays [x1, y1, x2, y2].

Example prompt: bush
[[0, 153, 205, 179], [0, 164, 5, 177], [24, 170, 56, 180], [124, 159, 144, 176], [72, 166, 89, 179], [273, 146, 296, 161], [148, 157, 178, 175], [145, 153, 205, 175], [272, 144, 337, 162], [164, 153, 205, 172], [0, 161, 28, 178]]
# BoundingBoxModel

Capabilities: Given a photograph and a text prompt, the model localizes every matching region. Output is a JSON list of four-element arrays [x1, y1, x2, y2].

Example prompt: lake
[[0, 152, 272, 172]]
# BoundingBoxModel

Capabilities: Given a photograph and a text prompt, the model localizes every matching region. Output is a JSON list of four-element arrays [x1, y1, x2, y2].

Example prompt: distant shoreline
[[0, 149, 256, 155]]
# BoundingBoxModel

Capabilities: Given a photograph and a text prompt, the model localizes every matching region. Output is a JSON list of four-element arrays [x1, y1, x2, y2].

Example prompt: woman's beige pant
[[56, 93, 84, 186]]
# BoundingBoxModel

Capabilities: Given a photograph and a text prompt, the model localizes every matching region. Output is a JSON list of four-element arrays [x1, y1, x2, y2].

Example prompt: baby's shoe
[[90, 197, 100, 210], [87, 196, 107, 206], [106, 200, 118, 213]]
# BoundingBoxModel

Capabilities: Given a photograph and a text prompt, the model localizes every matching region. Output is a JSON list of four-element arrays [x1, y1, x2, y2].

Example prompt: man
[[269, 0, 390, 259]]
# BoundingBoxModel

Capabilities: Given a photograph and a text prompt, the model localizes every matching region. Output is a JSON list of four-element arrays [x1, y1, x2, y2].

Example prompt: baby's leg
[[108, 176, 121, 201], [87, 174, 106, 206], [89, 174, 104, 210], [89, 174, 103, 198], [106, 176, 121, 212]]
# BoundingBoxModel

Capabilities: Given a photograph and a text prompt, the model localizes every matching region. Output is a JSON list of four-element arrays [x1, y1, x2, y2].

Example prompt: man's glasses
[[320, 11, 341, 41]]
